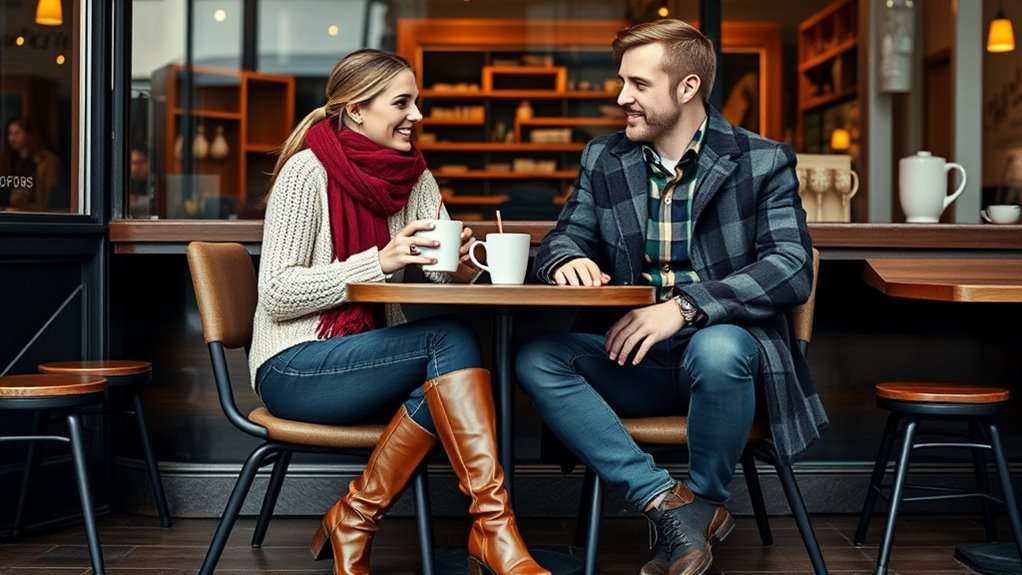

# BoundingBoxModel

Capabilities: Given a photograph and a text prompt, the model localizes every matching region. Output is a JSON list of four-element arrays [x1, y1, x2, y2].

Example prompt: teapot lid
[[915, 151, 933, 157]]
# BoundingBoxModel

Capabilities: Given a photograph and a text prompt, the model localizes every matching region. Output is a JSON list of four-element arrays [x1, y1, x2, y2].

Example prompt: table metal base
[[955, 542, 1022, 574], [417, 548, 584, 575]]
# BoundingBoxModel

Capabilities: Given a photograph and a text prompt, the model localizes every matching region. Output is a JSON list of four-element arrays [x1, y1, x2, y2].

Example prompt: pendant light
[[988, 1, 1015, 53], [35, 0, 63, 26]]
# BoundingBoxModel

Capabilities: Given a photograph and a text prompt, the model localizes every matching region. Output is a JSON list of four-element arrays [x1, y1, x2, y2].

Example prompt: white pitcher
[[899, 151, 967, 223]]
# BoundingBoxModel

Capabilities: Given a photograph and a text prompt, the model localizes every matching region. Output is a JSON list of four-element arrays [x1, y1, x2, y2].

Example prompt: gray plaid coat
[[534, 107, 827, 463]]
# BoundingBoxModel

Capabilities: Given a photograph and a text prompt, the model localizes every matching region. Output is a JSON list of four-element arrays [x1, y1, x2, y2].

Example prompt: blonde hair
[[265, 49, 415, 197], [612, 19, 716, 103]]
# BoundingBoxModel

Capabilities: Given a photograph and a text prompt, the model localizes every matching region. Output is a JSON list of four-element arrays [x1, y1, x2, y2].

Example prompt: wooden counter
[[110, 220, 1022, 256]]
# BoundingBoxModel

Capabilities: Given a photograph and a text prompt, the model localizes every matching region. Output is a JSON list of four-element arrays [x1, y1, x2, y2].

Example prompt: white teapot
[[899, 151, 967, 223]]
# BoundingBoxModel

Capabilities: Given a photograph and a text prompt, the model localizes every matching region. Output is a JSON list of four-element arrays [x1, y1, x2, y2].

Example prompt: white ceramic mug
[[899, 151, 967, 223], [415, 219, 463, 272], [981, 204, 1021, 225], [469, 233, 530, 284]]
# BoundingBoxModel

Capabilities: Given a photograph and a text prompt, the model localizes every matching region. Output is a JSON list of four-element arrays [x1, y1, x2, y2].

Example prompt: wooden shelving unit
[[151, 64, 294, 218], [398, 19, 630, 220], [798, 0, 859, 152]]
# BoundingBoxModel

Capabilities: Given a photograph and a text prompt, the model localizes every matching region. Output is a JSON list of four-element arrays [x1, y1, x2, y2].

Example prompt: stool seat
[[39, 360, 152, 377], [0, 374, 107, 398], [876, 382, 1009, 404]]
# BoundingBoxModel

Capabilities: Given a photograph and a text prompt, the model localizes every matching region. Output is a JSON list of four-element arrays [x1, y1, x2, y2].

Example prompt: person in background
[[516, 20, 824, 575], [253, 48, 549, 575], [0, 117, 65, 212], [129, 144, 153, 218]]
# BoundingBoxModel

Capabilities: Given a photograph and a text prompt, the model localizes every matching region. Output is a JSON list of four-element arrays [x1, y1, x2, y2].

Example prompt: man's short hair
[[612, 19, 717, 103]]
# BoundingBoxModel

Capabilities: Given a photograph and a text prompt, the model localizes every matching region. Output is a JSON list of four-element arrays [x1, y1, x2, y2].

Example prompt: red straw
[[496, 210, 504, 233], [436, 200, 443, 220]]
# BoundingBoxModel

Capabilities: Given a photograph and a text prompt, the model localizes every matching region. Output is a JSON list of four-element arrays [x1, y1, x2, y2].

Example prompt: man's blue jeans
[[516, 324, 758, 509], [256, 315, 482, 435]]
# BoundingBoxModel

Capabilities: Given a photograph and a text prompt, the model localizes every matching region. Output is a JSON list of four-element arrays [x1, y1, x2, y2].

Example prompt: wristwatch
[[674, 295, 701, 324]]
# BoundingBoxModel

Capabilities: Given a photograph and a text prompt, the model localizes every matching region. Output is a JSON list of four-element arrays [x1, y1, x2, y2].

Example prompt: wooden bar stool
[[0, 374, 108, 575], [37, 360, 172, 527], [853, 382, 1022, 575]]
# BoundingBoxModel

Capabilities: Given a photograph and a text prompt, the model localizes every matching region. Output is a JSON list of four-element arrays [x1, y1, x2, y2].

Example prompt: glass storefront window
[[126, 0, 850, 221], [1, 0, 82, 215]]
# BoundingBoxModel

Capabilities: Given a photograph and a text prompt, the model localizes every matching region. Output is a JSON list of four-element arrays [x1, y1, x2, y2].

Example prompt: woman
[[251, 49, 549, 575], [0, 117, 64, 211]]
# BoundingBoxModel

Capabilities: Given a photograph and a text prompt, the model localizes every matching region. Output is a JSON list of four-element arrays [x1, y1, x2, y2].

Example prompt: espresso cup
[[981, 204, 1021, 225], [469, 233, 530, 284], [415, 219, 463, 272]]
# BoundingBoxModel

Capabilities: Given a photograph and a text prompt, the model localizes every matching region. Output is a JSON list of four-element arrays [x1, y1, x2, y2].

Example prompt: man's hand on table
[[552, 258, 611, 286]]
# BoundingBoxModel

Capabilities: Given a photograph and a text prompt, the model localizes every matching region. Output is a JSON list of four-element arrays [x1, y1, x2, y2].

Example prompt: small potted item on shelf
[[210, 125, 229, 160]]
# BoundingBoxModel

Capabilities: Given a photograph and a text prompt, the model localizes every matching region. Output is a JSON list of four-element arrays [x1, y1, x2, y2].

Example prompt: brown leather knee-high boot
[[423, 368, 550, 575], [309, 407, 437, 575]]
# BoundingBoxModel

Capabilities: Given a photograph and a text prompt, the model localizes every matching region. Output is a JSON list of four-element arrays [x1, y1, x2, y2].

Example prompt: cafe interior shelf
[[152, 64, 294, 218], [798, 0, 859, 152], [399, 18, 625, 219]]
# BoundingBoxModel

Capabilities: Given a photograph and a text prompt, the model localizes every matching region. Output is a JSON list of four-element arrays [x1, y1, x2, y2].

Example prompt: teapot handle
[[943, 162, 967, 209]]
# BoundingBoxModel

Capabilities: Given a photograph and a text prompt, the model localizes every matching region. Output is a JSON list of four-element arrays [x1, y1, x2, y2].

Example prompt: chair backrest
[[186, 242, 258, 349], [186, 241, 266, 438], [791, 247, 821, 352]]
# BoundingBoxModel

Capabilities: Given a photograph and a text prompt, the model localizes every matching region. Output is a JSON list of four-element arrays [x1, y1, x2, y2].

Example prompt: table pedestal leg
[[494, 307, 514, 500]]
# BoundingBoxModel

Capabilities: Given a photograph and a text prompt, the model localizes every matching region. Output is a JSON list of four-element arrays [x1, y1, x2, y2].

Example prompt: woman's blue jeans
[[515, 324, 758, 509], [256, 315, 482, 435]]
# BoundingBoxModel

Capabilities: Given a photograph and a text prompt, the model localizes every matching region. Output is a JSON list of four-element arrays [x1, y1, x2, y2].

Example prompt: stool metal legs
[[67, 412, 106, 575], [986, 422, 1022, 560], [130, 389, 172, 527], [875, 417, 919, 575], [857, 412, 1022, 575], [12, 411, 47, 538]]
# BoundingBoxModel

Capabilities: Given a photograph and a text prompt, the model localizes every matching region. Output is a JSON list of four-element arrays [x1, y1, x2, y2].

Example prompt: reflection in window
[[0, 0, 78, 215]]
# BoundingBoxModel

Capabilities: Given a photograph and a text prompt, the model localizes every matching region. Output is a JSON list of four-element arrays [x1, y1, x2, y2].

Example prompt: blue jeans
[[515, 324, 758, 508], [256, 315, 482, 435]]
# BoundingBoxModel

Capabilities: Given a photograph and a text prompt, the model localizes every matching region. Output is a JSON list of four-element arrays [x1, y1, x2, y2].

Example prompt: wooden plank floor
[[0, 513, 996, 573]]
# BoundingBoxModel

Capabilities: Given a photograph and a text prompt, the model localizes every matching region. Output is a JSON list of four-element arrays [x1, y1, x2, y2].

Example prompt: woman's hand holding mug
[[380, 220, 438, 274]]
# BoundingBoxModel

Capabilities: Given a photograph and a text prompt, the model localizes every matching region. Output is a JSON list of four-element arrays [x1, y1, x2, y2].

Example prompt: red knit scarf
[[305, 118, 426, 339]]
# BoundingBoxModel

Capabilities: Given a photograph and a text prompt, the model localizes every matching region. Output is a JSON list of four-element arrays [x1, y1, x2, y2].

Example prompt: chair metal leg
[[251, 450, 292, 548], [774, 457, 827, 575], [985, 421, 1022, 561], [855, 412, 901, 546], [12, 410, 47, 538], [583, 472, 604, 575], [67, 413, 105, 575], [741, 447, 772, 546], [575, 468, 596, 548], [969, 420, 996, 543], [412, 466, 436, 575], [130, 390, 172, 528], [875, 417, 918, 575], [198, 443, 276, 575]]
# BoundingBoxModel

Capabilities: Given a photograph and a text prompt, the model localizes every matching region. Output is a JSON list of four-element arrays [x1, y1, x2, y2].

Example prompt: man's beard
[[623, 105, 681, 143]]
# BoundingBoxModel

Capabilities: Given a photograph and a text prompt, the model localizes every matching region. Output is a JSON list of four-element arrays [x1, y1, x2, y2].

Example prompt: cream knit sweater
[[248, 149, 450, 387]]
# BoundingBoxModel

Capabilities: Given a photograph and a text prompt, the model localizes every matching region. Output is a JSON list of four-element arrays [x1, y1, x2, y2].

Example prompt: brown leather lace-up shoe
[[642, 483, 734, 575]]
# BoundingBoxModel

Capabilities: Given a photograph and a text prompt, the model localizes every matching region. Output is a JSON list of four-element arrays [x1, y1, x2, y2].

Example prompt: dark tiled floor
[[0, 512, 1003, 573]]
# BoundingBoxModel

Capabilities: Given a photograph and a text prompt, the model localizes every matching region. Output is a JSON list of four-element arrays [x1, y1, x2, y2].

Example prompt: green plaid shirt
[[640, 117, 708, 302]]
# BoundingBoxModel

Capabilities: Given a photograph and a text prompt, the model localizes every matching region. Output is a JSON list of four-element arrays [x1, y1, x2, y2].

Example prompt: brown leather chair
[[186, 242, 436, 575], [578, 248, 826, 575]]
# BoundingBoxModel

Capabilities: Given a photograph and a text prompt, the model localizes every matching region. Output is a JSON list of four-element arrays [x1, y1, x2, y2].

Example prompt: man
[[515, 19, 827, 575], [129, 145, 153, 218]]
